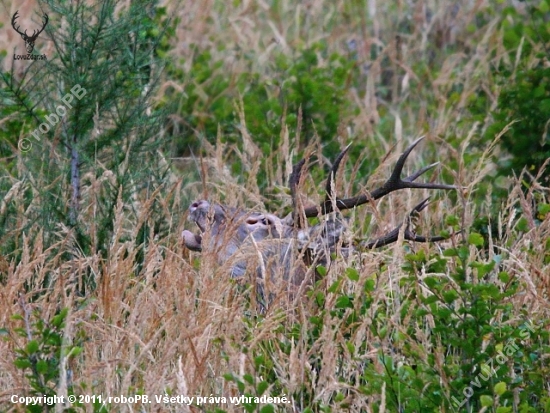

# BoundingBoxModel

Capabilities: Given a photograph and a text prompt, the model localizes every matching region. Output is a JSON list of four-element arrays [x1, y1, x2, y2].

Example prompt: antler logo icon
[[11, 11, 49, 54]]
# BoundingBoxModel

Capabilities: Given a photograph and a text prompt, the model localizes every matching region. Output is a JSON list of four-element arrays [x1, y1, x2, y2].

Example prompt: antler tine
[[324, 144, 352, 202], [369, 136, 457, 198], [289, 158, 306, 228], [404, 162, 439, 183], [403, 162, 457, 189], [289, 159, 306, 204], [362, 197, 446, 248]]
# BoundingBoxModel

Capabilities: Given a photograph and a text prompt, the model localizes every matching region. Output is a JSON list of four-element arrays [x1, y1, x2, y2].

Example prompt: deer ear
[[264, 213, 287, 237], [262, 213, 283, 226]]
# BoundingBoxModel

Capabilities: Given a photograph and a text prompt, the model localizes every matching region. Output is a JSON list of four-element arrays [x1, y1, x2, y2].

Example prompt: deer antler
[[300, 136, 456, 218], [12, 11, 48, 39], [11, 11, 25, 37]]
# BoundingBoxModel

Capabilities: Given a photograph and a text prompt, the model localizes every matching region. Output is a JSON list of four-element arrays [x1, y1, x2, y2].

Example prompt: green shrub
[[209, 231, 549, 412], [475, 2, 550, 181], [8, 307, 86, 413], [171, 42, 356, 160], [0, 0, 171, 280]]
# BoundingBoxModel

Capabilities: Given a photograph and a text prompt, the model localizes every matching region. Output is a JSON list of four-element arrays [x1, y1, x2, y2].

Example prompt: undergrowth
[[0, 0, 549, 412]]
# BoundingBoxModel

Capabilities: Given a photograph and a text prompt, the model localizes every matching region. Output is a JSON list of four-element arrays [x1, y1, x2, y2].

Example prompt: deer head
[[182, 200, 305, 285], [182, 137, 457, 296], [11, 11, 49, 54]]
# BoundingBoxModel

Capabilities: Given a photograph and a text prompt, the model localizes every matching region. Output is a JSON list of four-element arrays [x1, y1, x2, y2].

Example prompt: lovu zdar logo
[[11, 10, 48, 54]]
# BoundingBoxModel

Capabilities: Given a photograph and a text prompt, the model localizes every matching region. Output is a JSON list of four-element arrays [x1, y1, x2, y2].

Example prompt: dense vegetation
[[0, 0, 549, 412]]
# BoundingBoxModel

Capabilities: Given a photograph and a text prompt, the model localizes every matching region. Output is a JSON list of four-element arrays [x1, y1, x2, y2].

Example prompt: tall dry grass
[[1, 0, 549, 412]]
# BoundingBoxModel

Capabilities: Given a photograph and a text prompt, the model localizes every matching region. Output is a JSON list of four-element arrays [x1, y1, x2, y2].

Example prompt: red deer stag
[[182, 137, 456, 299]]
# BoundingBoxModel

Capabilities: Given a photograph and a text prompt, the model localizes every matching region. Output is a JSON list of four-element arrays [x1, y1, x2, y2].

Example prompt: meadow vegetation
[[0, 0, 549, 412]]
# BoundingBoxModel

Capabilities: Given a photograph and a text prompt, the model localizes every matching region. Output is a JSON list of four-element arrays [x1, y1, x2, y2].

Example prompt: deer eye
[[246, 217, 262, 226], [246, 215, 273, 227]]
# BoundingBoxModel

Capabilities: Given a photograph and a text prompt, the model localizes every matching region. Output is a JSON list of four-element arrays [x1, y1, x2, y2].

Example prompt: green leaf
[[443, 248, 458, 257], [495, 381, 507, 395], [498, 271, 510, 283], [68, 346, 83, 357], [36, 359, 48, 374], [516, 217, 529, 232], [480, 395, 493, 407], [423, 276, 439, 289], [346, 267, 359, 281], [256, 381, 268, 395], [52, 308, 69, 328], [14, 359, 32, 369], [423, 295, 439, 305], [327, 278, 341, 293], [260, 406, 275, 413], [335, 295, 351, 309], [458, 246, 470, 261], [468, 233, 484, 247], [445, 215, 459, 226], [538, 203, 550, 216], [316, 265, 327, 277], [364, 278, 376, 292], [443, 290, 459, 304], [470, 260, 496, 277], [223, 373, 236, 382], [26, 340, 39, 354]]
